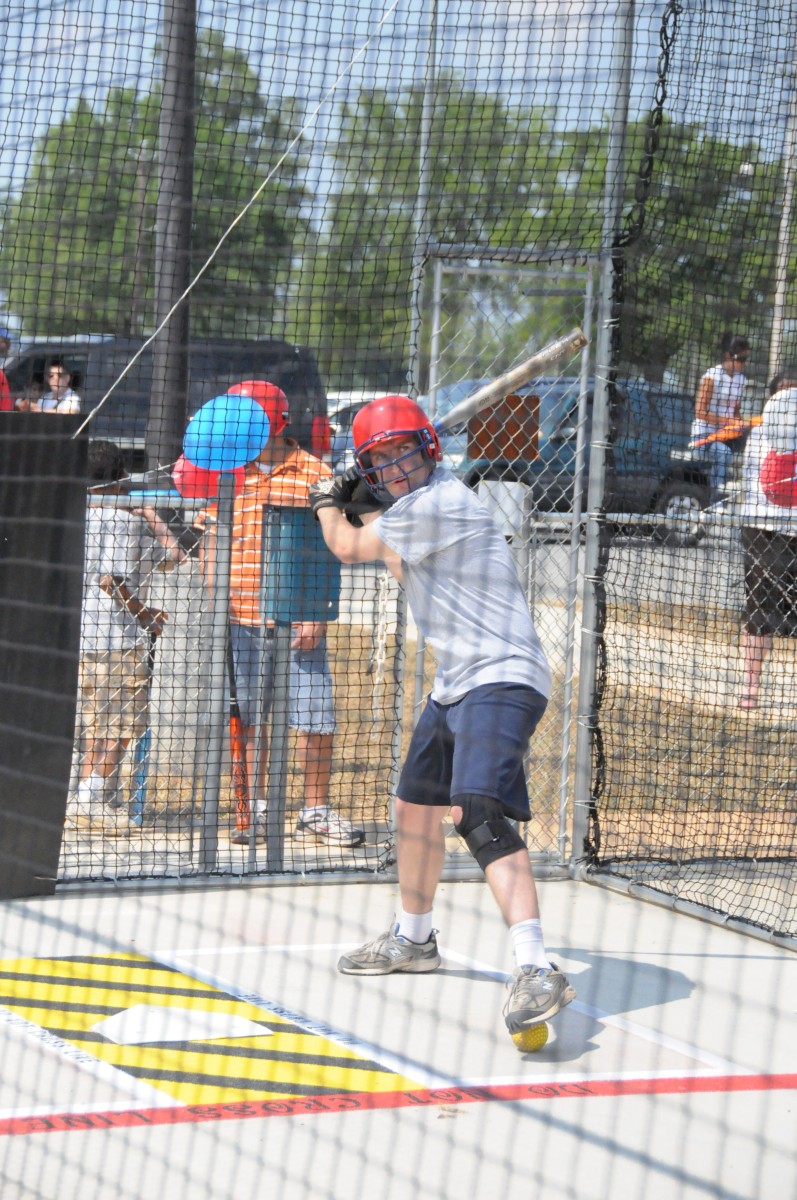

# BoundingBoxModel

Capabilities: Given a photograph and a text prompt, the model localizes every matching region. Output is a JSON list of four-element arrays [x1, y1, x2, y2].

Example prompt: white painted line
[[0, 1098, 171, 1122], [153, 949, 458, 1091], [448, 1067, 749, 1088], [153, 943, 357, 957], [571, 1000, 748, 1073], [441, 949, 750, 1074], [155, 941, 752, 1082]]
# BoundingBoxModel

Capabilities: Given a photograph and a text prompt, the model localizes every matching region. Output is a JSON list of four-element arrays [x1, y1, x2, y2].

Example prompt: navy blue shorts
[[397, 683, 547, 820]]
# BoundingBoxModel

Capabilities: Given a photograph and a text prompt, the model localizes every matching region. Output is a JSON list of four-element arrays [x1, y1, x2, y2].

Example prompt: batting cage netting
[[1, 3, 796, 1196], [2, 0, 796, 914]]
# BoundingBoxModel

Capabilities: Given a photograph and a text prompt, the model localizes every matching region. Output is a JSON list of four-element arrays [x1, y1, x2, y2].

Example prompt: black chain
[[620, 0, 684, 249], [583, 1, 683, 867]]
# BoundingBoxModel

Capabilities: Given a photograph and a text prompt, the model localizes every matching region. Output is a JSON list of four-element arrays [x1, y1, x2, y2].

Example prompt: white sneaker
[[295, 808, 365, 847], [77, 775, 107, 805]]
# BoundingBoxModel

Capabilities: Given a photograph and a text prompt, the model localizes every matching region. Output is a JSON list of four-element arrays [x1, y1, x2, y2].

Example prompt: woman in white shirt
[[691, 333, 750, 503], [26, 363, 81, 413]]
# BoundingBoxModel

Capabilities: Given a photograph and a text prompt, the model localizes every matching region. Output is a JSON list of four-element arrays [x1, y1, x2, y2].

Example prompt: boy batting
[[310, 394, 575, 1046]]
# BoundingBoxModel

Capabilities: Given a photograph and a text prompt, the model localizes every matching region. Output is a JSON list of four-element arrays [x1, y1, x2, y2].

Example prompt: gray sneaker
[[338, 926, 441, 975], [503, 962, 576, 1032]]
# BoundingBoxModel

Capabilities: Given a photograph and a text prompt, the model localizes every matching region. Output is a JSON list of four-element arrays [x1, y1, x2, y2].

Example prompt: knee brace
[[453, 794, 525, 872]]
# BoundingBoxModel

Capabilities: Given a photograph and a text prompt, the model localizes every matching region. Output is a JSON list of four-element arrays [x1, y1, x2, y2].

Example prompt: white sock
[[510, 918, 552, 970], [302, 804, 328, 819], [395, 908, 433, 944]]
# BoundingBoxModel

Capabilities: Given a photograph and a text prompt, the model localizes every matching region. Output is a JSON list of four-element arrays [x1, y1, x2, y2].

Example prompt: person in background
[[691, 333, 750, 504], [196, 380, 364, 849], [18, 362, 80, 413], [75, 441, 182, 835], [738, 371, 797, 709], [0, 328, 13, 411]]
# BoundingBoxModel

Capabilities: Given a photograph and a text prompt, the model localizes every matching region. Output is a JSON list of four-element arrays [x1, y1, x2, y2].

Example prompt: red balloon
[[760, 449, 797, 507], [172, 454, 245, 498]]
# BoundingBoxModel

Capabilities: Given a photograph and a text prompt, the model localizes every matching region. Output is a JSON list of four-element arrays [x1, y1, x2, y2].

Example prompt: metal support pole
[[411, 258, 442, 724], [406, 0, 438, 396], [571, 1, 635, 865], [769, 65, 797, 381], [147, 0, 196, 471], [558, 270, 595, 862], [264, 623, 291, 873], [199, 471, 235, 872], [258, 508, 292, 874]]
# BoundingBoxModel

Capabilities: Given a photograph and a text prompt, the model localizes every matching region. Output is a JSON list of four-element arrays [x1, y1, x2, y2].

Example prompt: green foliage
[[620, 119, 782, 384], [0, 28, 308, 338], [1, 40, 794, 391]]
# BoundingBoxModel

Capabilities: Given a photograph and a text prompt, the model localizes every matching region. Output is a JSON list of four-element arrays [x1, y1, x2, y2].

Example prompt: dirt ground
[[135, 599, 797, 868], [139, 623, 572, 860], [594, 603, 797, 863]]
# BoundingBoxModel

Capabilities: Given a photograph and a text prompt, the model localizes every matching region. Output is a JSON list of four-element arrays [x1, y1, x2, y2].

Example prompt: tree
[[619, 118, 782, 385], [299, 79, 579, 389], [0, 29, 309, 338]]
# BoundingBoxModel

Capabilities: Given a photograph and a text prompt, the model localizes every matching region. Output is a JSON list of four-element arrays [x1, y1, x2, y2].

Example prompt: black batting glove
[[343, 476, 387, 526], [309, 467, 362, 518], [310, 467, 387, 522]]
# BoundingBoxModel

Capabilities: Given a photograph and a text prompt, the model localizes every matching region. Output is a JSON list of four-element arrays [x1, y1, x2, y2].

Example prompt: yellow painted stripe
[[0, 954, 420, 1104]]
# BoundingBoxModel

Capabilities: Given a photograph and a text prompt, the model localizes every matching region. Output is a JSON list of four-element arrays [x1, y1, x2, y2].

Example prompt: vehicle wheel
[[653, 481, 709, 547]]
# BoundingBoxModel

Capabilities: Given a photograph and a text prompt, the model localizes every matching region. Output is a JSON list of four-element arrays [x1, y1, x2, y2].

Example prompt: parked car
[[3, 336, 331, 470], [327, 390, 397, 470], [329, 379, 494, 472], [442, 374, 712, 545]]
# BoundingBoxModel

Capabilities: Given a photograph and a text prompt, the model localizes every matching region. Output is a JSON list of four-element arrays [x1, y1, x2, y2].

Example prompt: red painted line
[[2, 1073, 796, 1138]]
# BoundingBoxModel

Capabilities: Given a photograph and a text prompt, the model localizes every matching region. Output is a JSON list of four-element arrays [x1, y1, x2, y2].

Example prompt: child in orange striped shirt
[[198, 382, 364, 848]]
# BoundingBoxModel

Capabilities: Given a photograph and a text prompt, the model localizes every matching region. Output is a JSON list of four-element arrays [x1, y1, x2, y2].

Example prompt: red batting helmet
[[353, 395, 440, 464], [352, 395, 441, 500], [227, 380, 290, 438]]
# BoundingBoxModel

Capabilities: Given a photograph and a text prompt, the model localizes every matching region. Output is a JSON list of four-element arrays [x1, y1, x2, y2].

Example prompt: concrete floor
[[0, 875, 794, 1200]]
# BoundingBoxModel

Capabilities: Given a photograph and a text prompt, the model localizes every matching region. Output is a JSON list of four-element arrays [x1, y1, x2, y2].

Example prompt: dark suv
[[3, 336, 331, 469]]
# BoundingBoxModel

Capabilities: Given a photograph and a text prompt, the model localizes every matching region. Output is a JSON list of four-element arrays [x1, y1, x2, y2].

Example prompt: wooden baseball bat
[[690, 416, 761, 449], [227, 632, 251, 832], [432, 327, 588, 435]]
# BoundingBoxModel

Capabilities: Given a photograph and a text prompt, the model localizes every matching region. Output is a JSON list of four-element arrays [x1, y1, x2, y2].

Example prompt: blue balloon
[[182, 393, 271, 470]]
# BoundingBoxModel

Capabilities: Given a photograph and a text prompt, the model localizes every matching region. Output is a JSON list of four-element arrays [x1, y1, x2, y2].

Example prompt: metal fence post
[[199, 472, 235, 872], [572, 1, 635, 866]]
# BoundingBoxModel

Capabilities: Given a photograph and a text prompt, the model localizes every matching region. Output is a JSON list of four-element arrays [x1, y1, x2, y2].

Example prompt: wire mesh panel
[[61, 491, 401, 882], [416, 259, 594, 871], [580, 0, 797, 940], [2, 4, 797, 1200]]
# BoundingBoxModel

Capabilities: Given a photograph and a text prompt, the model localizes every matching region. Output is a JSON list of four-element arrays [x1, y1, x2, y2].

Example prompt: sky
[[0, 2, 794, 195], [0, 1, 668, 194]]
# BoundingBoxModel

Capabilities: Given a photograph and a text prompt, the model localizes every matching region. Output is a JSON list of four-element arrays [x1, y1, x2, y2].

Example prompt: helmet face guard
[[356, 427, 439, 500], [352, 397, 441, 501]]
